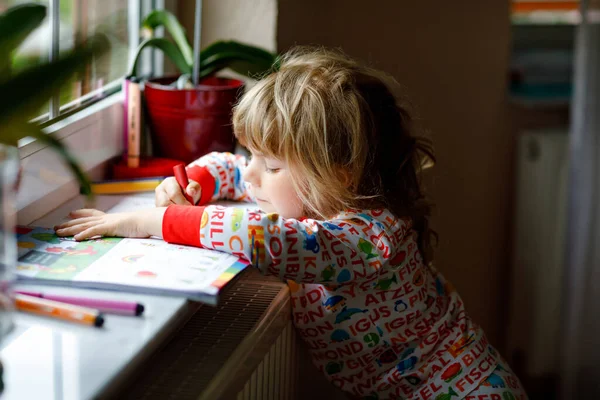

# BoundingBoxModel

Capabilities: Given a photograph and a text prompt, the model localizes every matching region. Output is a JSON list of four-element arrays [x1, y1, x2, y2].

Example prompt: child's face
[[243, 152, 304, 218]]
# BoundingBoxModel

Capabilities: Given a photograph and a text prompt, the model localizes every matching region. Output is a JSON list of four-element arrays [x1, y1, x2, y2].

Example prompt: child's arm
[[185, 152, 254, 204], [163, 205, 397, 285], [55, 208, 167, 241], [56, 205, 399, 285]]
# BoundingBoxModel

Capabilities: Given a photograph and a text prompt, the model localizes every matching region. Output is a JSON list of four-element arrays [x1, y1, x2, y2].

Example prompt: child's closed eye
[[265, 166, 280, 173]]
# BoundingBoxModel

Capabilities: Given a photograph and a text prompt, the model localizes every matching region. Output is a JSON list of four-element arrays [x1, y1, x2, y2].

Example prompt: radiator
[[237, 322, 298, 400], [116, 268, 299, 400], [506, 129, 569, 377]]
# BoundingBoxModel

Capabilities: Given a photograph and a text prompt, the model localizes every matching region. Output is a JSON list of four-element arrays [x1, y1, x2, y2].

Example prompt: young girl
[[56, 47, 527, 400]]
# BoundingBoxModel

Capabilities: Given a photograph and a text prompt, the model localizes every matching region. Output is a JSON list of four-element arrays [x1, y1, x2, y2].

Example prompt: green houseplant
[[127, 9, 277, 163], [0, 3, 107, 346]]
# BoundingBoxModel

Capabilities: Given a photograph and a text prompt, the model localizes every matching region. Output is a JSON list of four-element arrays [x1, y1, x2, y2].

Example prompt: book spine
[[140, 85, 153, 158], [126, 78, 141, 168], [122, 78, 129, 161]]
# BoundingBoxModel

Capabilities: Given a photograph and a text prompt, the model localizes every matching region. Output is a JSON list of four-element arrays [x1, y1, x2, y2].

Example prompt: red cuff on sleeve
[[186, 165, 216, 205], [162, 205, 206, 247]]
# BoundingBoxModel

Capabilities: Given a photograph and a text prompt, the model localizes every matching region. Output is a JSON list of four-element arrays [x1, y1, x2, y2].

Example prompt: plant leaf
[[198, 60, 230, 80], [0, 34, 110, 140], [142, 10, 193, 67], [0, 4, 47, 77], [199, 50, 275, 79], [227, 60, 275, 79], [200, 41, 275, 65], [198, 41, 276, 79], [128, 37, 191, 77]]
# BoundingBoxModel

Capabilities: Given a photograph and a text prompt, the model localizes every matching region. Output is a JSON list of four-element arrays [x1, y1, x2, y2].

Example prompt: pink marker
[[15, 291, 144, 316]]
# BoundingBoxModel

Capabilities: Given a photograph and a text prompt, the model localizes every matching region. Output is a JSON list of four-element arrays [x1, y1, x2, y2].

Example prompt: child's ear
[[336, 167, 352, 188]]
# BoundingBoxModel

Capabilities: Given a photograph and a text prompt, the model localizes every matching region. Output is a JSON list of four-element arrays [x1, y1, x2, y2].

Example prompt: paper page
[[74, 238, 241, 291], [16, 226, 246, 296]]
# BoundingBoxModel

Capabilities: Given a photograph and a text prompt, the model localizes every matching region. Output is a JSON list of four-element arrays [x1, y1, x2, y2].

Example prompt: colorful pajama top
[[161, 152, 509, 400]]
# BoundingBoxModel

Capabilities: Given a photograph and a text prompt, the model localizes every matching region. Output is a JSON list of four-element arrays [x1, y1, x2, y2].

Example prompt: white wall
[[177, 0, 277, 52]]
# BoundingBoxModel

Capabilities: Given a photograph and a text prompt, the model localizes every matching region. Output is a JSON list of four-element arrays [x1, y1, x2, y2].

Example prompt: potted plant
[[128, 9, 277, 163], [0, 2, 106, 351]]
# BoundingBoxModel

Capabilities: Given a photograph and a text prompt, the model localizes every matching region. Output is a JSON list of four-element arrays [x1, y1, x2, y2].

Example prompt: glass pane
[[1, 0, 51, 118], [59, 0, 129, 108]]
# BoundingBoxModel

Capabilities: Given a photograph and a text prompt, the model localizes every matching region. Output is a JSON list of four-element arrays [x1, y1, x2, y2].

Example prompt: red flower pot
[[144, 76, 244, 163]]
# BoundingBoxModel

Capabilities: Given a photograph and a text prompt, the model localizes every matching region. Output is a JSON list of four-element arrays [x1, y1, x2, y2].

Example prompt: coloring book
[[15, 226, 248, 305]]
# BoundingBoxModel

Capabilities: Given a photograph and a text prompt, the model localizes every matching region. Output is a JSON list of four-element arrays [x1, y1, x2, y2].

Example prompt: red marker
[[173, 163, 194, 204]]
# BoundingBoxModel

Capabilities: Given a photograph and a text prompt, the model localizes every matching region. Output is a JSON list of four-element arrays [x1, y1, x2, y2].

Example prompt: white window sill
[[17, 93, 124, 225]]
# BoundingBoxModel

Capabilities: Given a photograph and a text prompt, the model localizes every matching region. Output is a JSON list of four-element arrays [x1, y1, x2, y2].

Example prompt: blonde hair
[[232, 46, 437, 263]]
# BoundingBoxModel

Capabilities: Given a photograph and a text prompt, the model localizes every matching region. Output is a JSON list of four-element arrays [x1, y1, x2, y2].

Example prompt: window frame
[[16, 0, 173, 222]]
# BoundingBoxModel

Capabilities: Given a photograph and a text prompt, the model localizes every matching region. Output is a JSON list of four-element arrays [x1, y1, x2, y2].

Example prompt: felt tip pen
[[173, 163, 194, 204], [15, 291, 144, 316], [15, 294, 105, 327]]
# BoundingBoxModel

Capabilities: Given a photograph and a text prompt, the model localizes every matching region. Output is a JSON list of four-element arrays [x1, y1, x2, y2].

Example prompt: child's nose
[[243, 160, 260, 187]]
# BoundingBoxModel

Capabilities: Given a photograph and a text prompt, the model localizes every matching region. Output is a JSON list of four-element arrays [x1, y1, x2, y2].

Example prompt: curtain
[[562, 0, 600, 398]]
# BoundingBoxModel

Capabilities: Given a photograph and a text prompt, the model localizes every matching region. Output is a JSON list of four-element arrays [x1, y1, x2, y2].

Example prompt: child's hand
[[54, 209, 151, 241], [155, 177, 201, 206]]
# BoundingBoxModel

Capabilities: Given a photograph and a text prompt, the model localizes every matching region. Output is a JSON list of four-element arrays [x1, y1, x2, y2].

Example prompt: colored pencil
[[15, 294, 104, 327]]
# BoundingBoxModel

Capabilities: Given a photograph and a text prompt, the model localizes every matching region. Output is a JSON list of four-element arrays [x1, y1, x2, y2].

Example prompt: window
[[1, 0, 160, 124], [6, 0, 166, 219]]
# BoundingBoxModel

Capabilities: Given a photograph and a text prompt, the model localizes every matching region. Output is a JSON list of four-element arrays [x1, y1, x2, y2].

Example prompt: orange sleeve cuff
[[186, 165, 216, 205], [162, 205, 206, 247]]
